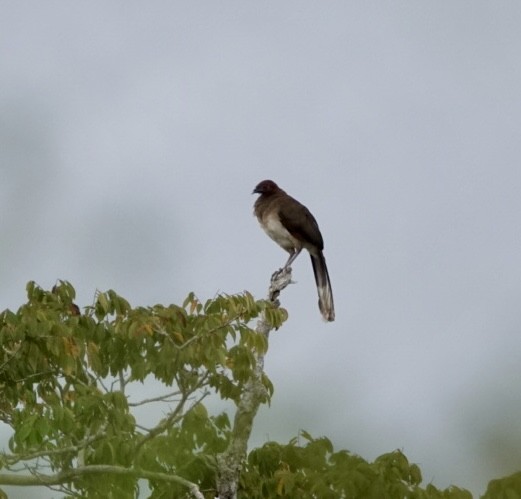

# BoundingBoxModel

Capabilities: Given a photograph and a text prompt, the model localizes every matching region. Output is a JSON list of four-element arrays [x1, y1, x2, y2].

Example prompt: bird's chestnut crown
[[253, 180, 280, 195]]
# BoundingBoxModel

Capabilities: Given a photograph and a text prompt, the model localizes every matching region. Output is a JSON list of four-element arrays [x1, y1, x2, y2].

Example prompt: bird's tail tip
[[319, 295, 335, 322]]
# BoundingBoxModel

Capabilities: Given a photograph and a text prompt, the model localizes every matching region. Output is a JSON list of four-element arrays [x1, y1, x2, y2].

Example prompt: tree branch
[[3, 427, 107, 466], [0, 465, 205, 499], [134, 379, 209, 457], [128, 389, 182, 407], [215, 267, 292, 499]]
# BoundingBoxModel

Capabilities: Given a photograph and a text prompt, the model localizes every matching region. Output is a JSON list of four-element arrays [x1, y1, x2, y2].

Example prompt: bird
[[253, 179, 335, 322]]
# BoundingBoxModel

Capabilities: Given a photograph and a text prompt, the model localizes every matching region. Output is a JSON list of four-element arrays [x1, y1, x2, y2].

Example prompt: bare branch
[[12, 370, 56, 383], [117, 370, 128, 394], [81, 361, 110, 393], [3, 426, 108, 466], [135, 387, 209, 456], [0, 465, 205, 499], [267, 267, 293, 310], [128, 389, 182, 407], [216, 268, 291, 499]]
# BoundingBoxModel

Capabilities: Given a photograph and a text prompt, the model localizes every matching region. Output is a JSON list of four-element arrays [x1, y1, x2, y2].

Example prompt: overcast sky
[[2, 2, 521, 497]]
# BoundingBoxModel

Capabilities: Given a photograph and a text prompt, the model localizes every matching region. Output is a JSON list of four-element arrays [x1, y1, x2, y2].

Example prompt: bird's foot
[[268, 266, 294, 303], [272, 266, 291, 280], [272, 268, 282, 279]]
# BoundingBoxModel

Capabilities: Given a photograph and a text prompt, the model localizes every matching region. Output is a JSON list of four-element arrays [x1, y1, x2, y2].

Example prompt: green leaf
[[97, 292, 110, 314], [300, 429, 314, 443], [34, 417, 51, 439], [16, 414, 38, 444], [192, 403, 208, 420]]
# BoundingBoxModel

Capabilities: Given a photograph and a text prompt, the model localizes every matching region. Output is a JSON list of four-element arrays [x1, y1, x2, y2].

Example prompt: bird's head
[[253, 180, 280, 195]]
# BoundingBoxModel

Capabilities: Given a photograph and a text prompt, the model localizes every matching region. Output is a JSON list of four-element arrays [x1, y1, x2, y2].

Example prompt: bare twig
[[134, 377, 210, 457], [128, 389, 182, 407], [81, 361, 110, 393], [12, 370, 56, 383]]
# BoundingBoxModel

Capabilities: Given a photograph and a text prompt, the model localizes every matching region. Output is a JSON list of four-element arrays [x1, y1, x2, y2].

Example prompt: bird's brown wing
[[277, 195, 324, 251]]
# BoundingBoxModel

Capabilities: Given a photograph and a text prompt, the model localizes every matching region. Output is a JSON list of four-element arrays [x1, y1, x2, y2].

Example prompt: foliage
[[241, 431, 471, 499], [482, 471, 521, 499], [0, 281, 280, 497], [0, 281, 507, 498]]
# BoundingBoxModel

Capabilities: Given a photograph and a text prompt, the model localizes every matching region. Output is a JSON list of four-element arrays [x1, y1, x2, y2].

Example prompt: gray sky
[[2, 2, 521, 496]]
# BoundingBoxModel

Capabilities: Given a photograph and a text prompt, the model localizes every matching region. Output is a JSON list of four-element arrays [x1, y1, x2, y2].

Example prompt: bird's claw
[[271, 268, 283, 279], [272, 266, 291, 280]]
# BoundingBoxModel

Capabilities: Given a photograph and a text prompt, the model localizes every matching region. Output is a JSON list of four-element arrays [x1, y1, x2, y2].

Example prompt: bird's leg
[[272, 249, 302, 280], [283, 248, 302, 270]]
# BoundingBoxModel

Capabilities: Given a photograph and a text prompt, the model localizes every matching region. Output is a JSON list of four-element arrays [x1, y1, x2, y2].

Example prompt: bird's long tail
[[310, 252, 335, 322]]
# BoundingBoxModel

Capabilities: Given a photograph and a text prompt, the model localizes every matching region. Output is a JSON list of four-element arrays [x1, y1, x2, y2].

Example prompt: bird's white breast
[[261, 212, 300, 252]]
